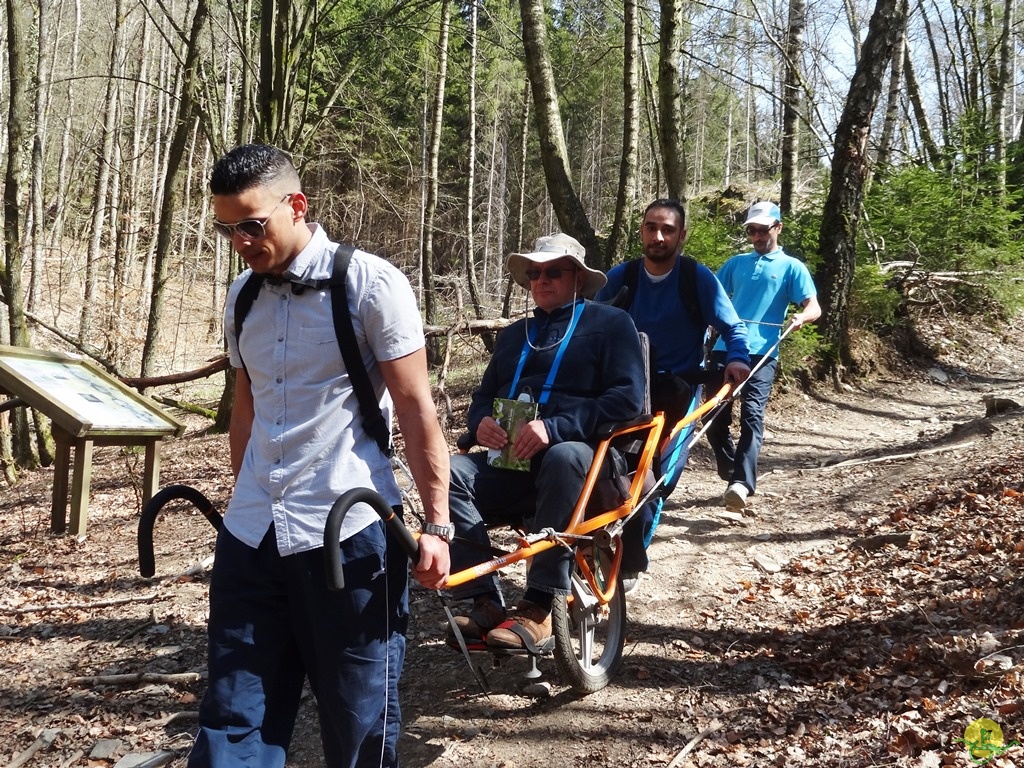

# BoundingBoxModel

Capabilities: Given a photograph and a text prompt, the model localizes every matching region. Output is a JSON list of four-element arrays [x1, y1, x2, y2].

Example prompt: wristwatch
[[422, 522, 455, 543]]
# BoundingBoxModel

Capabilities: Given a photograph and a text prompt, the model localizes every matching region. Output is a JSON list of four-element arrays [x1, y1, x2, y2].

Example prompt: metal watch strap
[[422, 522, 454, 542]]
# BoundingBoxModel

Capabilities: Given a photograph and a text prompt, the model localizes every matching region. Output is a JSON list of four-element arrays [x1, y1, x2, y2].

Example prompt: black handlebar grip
[[324, 488, 420, 591], [137, 485, 221, 578]]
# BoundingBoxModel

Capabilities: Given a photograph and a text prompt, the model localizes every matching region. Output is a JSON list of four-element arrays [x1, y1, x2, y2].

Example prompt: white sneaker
[[723, 483, 749, 511], [621, 571, 643, 595]]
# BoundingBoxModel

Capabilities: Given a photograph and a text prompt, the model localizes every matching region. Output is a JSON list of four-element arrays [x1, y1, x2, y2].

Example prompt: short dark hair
[[210, 144, 300, 196], [643, 198, 686, 230]]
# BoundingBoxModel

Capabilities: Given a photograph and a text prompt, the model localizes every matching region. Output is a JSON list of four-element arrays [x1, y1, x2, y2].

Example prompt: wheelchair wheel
[[551, 546, 626, 693]]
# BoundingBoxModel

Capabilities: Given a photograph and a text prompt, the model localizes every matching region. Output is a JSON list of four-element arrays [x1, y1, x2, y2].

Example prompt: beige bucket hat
[[506, 233, 607, 298]]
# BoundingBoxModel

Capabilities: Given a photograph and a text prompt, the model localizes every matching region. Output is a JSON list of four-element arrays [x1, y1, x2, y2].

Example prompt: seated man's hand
[[512, 419, 550, 460], [475, 415, 509, 450], [412, 534, 450, 590], [724, 361, 751, 389]]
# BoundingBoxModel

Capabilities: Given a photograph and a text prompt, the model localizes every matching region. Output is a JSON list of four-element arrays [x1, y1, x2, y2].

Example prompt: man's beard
[[643, 244, 677, 263]]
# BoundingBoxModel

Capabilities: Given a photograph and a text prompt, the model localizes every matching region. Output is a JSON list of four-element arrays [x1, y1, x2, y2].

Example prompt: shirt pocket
[[298, 325, 337, 344]]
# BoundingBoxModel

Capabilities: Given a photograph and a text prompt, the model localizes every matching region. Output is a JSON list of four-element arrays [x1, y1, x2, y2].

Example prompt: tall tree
[[817, 0, 908, 377], [874, 0, 907, 181], [3, 0, 36, 472], [780, 0, 806, 215], [140, 0, 211, 379], [990, 0, 1014, 198], [607, 0, 640, 268], [657, 0, 687, 201], [421, 0, 451, 363], [81, 0, 127, 343], [463, 0, 485, 320], [518, 0, 598, 257]]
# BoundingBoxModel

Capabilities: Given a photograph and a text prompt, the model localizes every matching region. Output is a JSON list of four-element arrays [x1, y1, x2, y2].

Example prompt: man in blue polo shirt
[[707, 201, 821, 512]]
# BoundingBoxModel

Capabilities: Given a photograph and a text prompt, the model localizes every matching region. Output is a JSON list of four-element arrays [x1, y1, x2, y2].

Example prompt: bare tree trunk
[[843, 0, 862, 65], [607, 0, 639, 269], [991, 0, 1013, 197], [918, 0, 953, 145], [903, 45, 943, 168], [28, 0, 51, 319], [780, 0, 806, 215], [47, 0, 80, 281], [874, 0, 907, 181], [818, 0, 907, 378], [81, 0, 126, 343], [3, 0, 36, 472], [639, 41, 663, 193], [463, 0, 485, 321], [140, 0, 211, 379], [518, 0, 598, 257], [421, 0, 451, 364], [502, 81, 530, 320], [658, 0, 687, 202]]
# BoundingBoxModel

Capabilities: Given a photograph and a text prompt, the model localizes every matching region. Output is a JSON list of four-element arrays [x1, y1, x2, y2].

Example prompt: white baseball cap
[[744, 201, 782, 227]]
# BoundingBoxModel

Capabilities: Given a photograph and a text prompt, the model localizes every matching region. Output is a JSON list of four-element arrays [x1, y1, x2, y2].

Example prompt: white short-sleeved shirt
[[224, 224, 424, 555]]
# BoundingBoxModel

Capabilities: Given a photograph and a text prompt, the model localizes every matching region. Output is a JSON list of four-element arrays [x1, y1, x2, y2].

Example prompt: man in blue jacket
[[447, 233, 645, 651], [708, 201, 820, 511], [596, 198, 750, 589]]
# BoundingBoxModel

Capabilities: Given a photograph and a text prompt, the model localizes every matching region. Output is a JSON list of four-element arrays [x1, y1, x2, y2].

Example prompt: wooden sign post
[[0, 345, 186, 536]]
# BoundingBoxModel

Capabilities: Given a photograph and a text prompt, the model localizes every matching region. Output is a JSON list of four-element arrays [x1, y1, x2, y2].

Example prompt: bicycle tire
[[551, 546, 626, 693]]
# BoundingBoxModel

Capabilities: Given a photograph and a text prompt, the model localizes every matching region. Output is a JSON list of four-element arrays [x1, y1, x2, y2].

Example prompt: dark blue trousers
[[188, 520, 408, 768], [706, 352, 779, 494]]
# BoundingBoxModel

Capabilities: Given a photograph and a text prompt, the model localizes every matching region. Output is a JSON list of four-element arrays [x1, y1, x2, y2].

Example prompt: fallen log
[[69, 671, 201, 687]]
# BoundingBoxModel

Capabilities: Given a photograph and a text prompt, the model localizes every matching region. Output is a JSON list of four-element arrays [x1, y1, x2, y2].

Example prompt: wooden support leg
[[142, 438, 161, 510], [69, 438, 94, 537], [51, 432, 72, 534]]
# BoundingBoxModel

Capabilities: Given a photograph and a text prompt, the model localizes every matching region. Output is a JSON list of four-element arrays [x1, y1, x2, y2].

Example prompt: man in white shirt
[[189, 144, 451, 768]]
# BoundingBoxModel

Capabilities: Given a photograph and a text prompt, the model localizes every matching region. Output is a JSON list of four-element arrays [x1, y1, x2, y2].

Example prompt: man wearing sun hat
[[446, 232, 645, 652], [707, 201, 821, 512]]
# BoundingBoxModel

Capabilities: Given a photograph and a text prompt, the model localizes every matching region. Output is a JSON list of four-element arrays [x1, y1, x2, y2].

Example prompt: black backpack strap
[[623, 255, 701, 328], [233, 271, 266, 375], [622, 258, 642, 310], [676, 255, 702, 327], [330, 244, 394, 458]]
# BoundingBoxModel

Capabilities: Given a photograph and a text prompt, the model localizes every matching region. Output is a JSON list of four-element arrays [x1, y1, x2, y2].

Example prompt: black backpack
[[620, 255, 702, 328], [232, 244, 393, 458]]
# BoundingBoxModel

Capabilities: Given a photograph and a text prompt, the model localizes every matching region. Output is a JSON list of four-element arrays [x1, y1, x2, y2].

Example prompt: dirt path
[[392, 333, 1024, 768], [1, 316, 1022, 767]]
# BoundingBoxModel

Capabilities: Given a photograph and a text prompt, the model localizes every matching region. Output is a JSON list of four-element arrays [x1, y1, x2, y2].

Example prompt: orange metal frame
[[443, 383, 732, 603]]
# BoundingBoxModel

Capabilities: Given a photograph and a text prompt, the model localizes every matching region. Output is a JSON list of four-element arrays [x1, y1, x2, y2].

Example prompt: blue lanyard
[[508, 301, 585, 406]]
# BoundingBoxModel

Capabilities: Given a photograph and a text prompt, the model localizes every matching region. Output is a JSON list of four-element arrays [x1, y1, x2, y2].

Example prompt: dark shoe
[[447, 596, 506, 644], [485, 600, 552, 651]]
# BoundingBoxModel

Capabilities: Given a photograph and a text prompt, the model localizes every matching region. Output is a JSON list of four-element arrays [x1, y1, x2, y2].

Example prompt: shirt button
[[276, 419, 282, 425], [278, 336, 284, 342], [276, 377, 283, 383]]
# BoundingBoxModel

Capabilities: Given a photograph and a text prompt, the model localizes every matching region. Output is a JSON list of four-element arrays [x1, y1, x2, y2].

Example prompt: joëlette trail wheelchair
[[135, 384, 731, 696]]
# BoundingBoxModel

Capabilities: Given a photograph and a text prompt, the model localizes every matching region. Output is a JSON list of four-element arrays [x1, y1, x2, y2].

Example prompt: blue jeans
[[189, 521, 408, 768], [706, 352, 778, 494], [448, 442, 597, 601]]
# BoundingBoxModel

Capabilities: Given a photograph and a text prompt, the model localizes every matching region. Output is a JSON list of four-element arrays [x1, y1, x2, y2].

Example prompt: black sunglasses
[[213, 193, 293, 240], [525, 266, 577, 281], [745, 224, 775, 236]]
